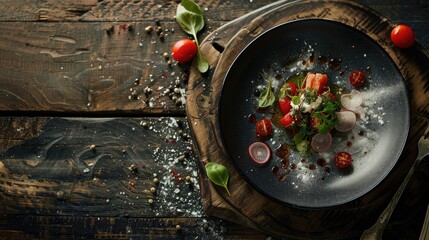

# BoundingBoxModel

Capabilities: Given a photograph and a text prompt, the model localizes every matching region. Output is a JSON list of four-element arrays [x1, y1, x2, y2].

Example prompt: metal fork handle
[[360, 155, 423, 240]]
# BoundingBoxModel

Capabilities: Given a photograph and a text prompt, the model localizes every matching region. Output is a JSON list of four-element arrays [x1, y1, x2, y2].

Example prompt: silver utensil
[[360, 125, 429, 240]]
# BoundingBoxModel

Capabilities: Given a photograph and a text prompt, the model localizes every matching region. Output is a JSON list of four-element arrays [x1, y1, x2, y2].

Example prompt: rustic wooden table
[[0, 1, 427, 239]]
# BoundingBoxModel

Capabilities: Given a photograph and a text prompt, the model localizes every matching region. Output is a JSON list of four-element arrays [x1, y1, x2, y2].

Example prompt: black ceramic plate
[[219, 19, 410, 208]]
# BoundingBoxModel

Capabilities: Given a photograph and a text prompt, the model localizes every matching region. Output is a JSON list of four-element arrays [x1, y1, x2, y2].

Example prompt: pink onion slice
[[335, 111, 357, 132], [248, 142, 271, 165], [341, 90, 363, 111], [311, 132, 332, 152]]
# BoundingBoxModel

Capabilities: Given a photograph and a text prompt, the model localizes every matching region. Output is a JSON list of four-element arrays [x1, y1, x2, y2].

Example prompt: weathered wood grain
[[0, 22, 196, 114], [0, 0, 278, 22], [187, 0, 429, 239], [0, 215, 269, 240], [0, 117, 204, 217]]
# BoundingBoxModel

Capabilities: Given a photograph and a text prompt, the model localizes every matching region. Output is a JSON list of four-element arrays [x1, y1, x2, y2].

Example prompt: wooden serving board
[[187, 0, 429, 239]]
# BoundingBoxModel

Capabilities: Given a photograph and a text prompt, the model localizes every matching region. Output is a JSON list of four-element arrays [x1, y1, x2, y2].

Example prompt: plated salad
[[249, 70, 366, 169]]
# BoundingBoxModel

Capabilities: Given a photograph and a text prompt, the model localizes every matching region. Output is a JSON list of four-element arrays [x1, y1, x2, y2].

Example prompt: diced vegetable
[[278, 97, 292, 114]]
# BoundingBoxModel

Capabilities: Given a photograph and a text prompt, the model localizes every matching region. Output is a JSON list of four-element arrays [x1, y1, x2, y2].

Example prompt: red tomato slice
[[287, 82, 297, 96], [278, 97, 292, 115], [391, 24, 415, 49], [280, 113, 294, 127], [334, 151, 352, 168], [256, 119, 273, 137], [349, 70, 366, 87]]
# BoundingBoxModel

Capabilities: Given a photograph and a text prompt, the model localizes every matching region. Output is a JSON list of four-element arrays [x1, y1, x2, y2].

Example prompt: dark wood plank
[[0, 215, 269, 239], [0, 117, 204, 217], [0, 0, 279, 22], [0, 22, 192, 114], [188, 0, 429, 239]]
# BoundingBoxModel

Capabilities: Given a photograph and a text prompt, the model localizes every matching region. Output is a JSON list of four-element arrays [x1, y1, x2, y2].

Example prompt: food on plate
[[349, 70, 366, 87], [248, 142, 271, 165], [390, 24, 415, 48], [171, 39, 198, 63], [334, 151, 353, 168], [255, 118, 273, 137], [251, 71, 365, 169]]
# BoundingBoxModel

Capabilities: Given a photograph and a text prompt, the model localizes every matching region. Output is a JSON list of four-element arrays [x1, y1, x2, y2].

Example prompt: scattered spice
[[145, 26, 153, 33], [140, 121, 149, 128], [105, 25, 114, 35], [185, 176, 191, 182], [120, 24, 128, 30], [129, 164, 138, 173]]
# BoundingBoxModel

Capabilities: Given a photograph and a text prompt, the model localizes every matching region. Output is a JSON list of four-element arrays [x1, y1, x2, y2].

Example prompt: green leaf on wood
[[205, 162, 231, 196]]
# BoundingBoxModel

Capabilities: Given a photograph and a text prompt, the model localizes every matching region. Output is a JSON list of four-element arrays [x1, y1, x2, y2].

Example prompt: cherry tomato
[[256, 119, 273, 137], [280, 113, 294, 127], [349, 70, 366, 87], [334, 151, 352, 168], [171, 39, 197, 63], [391, 24, 415, 49], [278, 97, 292, 115]]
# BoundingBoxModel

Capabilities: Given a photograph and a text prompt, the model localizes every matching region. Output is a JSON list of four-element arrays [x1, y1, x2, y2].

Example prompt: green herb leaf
[[258, 75, 275, 108], [196, 48, 209, 73], [176, 0, 209, 73], [176, 0, 204, 35], [205, 162, 231, 196]]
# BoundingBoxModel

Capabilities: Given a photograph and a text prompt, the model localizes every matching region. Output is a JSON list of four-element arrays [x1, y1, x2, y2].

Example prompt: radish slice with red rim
[[335, 111, 357, 132], [311, 132, 332, 152], [341, 90, 363, 111], [248, 142, 271, 165]]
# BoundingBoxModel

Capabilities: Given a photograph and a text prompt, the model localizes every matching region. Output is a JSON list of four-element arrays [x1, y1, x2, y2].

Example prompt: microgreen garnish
[[258, 74, 275, 108]]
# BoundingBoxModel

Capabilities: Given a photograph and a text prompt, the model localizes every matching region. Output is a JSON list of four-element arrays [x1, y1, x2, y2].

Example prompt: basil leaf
[[176, 0, 209, 73], [258, 76, 275, 108], [176, 0, 204, 35], [205, 162, 231, 196], [196, 48, 209, 73]]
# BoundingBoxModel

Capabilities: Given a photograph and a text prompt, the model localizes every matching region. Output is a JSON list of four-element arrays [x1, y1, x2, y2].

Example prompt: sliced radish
[[335, 111, 356, 132], [248, 142, 271, 165], [341, 90, 363, 111], [311, 132, 332, 152], [352, 106, 365, 119]]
